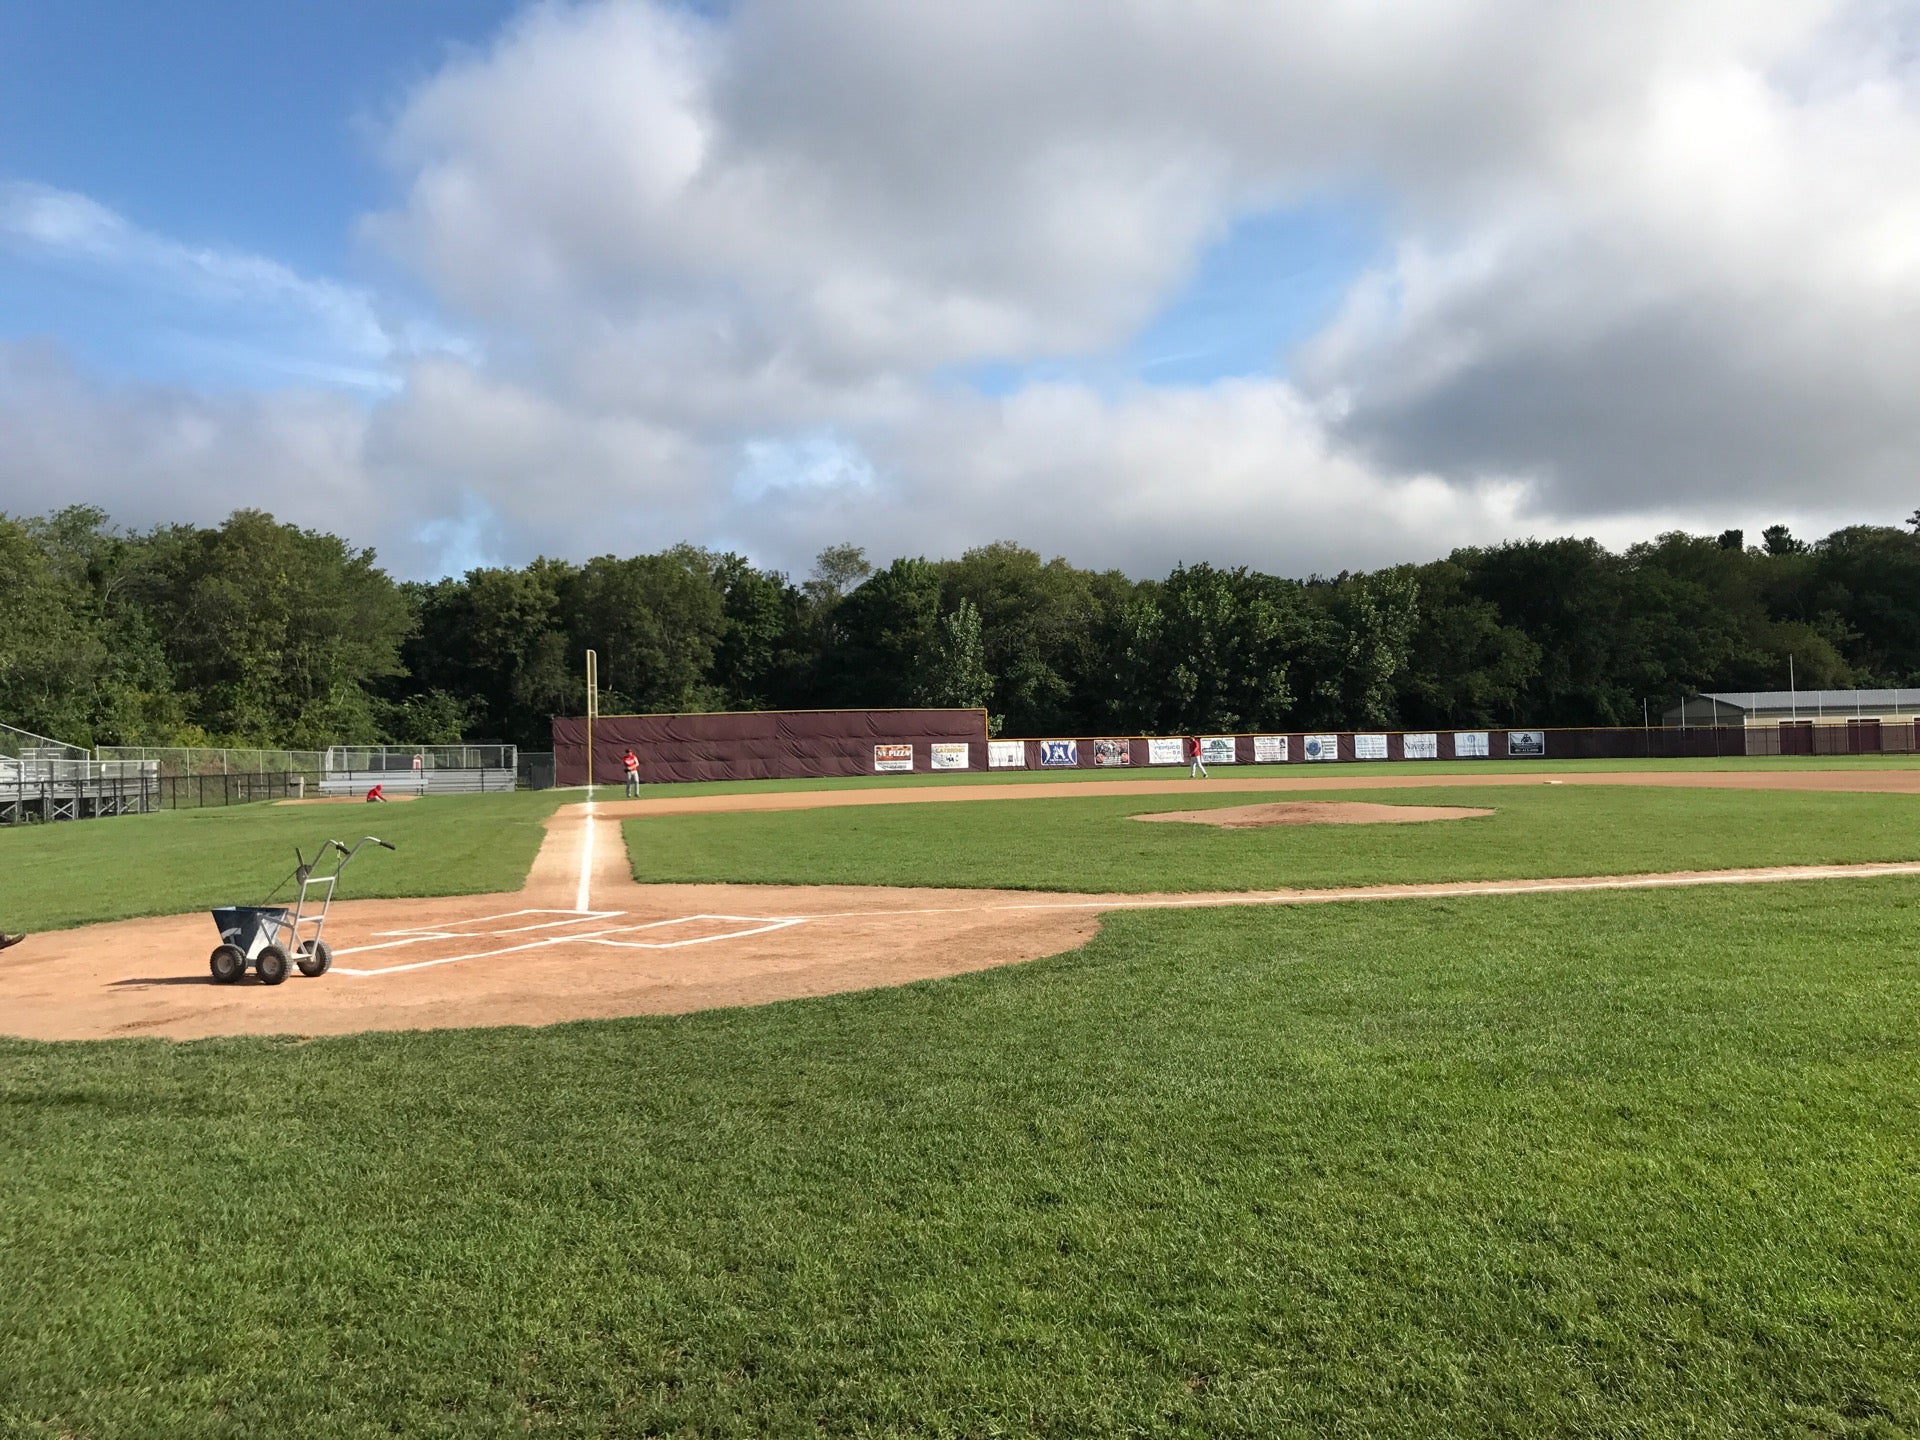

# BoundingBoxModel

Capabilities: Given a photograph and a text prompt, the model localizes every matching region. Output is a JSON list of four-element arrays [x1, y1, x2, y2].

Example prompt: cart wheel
[[256, 945, 291, 986], [297, 940, 332, 978], [209, 945, 246, 984]]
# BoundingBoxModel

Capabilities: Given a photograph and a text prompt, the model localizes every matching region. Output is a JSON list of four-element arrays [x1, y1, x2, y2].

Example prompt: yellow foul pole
[[584, 649, 599, 799]]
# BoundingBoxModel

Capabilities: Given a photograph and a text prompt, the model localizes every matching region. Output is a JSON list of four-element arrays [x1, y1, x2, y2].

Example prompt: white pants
[[1190, 757, 1207, 777]]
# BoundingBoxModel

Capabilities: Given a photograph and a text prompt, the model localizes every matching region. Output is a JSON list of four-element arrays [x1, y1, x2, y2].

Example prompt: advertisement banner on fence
[[1200, 736, 1238, 766], [1302, 734, 1340, 762], [873, 743, 914, 773], [1453, 731, 1490, 758], [1402, 732, 1439, 760], [1508, 729, 1547, 758], [987, 739, 1026, 769], [1038, 739, 1079, 768], [930, 742, 970, 770], [1090, 739, 1131, 767], [1147, 737, 1185, 765], [1353, 734, 1389, 761], [1253, 735, 1289, 763]]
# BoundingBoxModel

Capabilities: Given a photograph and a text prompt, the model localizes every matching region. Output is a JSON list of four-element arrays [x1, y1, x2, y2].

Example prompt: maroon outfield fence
[[552, 712, 1920, 787], [553, 708, 991, 785]]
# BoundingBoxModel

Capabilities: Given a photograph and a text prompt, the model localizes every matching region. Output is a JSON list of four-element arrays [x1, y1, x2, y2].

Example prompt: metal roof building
[[1665, 689, 1920, 727]]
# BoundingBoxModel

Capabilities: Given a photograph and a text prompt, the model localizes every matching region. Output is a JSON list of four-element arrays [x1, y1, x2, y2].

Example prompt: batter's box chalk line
[[581, 914, 808, 950], [330, 911, 808, 977], [333, 909, 627, 957]]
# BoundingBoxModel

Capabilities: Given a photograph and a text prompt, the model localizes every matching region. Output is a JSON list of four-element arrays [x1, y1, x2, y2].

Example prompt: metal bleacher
[[1, 723, 159, 824], [319, 745, 518, 798]]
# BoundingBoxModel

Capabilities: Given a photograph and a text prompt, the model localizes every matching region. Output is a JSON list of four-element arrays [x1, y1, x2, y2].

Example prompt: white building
[[1663, 690, 1920, 754]]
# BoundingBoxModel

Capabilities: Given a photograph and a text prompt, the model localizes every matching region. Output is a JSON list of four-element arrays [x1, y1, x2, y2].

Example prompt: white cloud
[[6, 0, 1920, 578], [0, 341, 380, 527], [1293, 20, 1920, 514]]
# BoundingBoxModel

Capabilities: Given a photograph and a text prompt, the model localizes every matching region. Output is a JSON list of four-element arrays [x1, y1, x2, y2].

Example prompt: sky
[[2, 0, 1918, 581]]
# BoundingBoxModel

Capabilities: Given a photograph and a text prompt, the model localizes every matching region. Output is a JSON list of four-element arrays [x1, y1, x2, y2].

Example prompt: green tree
[[2, 508, 189, 744], [802, 543, 872, 611], [1807, 526, 1920, 682], [1763, 524, 1807, 557], [1452, 538, 1640, 724], [1395, 559, 1539, 726], [817, 558, 945, 706], [134, 510, 413, 747], [1329, 569, 1421, 728], [0, 515, 96, 738], [569, 546, 728, 714], [913, 598, 994, 710], [709, 555, 806, 710], [402, 559, 582, 748], [1121, 563, 1312, 733], [939, 542, 1118, 734]]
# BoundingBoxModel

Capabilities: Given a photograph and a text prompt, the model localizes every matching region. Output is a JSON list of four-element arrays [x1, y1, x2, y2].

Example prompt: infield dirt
[[6, 767, 1920, 1041]]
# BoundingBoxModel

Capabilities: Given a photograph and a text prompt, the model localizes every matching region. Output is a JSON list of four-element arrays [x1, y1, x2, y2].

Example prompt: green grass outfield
[[611, 751, 1920, 799], [4, 880, 1917, 1436], [0, 792, 565, 934], [626, 782, 1920, 892]]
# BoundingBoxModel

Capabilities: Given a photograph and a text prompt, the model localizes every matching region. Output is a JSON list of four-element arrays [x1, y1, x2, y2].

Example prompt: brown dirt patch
[[1135, 801, 1494, 827], [9, 852, 1920, 1042], [8, 766, 1920, 1041]]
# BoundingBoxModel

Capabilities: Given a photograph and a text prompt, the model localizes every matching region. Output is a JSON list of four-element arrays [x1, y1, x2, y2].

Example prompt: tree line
[[5, 506, 1919, 753]]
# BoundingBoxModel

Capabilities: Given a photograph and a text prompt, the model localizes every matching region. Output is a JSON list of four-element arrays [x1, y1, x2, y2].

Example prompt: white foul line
[[789, 859, 1920, 921], [575, 802, 595, 914]]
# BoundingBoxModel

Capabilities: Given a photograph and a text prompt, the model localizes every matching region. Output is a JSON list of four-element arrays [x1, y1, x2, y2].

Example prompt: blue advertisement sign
[[1038, 739, 1079, 768]]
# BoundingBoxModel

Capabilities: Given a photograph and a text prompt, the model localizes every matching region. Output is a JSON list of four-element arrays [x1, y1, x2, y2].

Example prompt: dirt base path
[[597, 766, 1920, 819], [8, 780, 1920, 1042]]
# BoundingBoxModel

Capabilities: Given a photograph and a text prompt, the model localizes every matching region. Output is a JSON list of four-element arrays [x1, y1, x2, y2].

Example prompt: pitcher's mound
[[1136, 801, 1493, 828]]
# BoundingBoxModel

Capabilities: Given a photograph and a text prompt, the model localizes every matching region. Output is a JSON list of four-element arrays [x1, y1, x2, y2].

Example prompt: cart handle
[[324, 837, 395, 851]]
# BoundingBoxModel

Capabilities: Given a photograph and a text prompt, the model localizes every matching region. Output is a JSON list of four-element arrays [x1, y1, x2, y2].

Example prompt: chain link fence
[[94, 745, 325, 778]]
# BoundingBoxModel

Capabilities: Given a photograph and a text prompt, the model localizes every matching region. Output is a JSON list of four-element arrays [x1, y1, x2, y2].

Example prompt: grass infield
[[3, 880, 1917, 1435], [0, 792, 565, 934], [625, 782, 1920, 893]]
